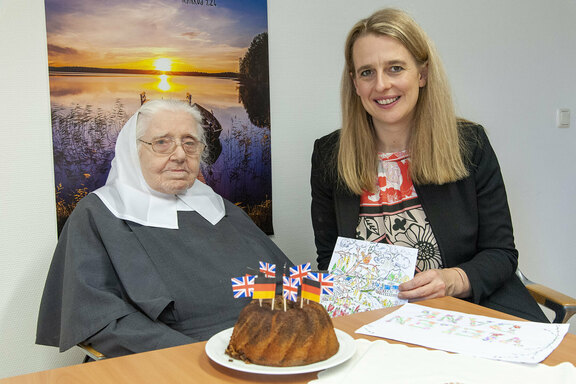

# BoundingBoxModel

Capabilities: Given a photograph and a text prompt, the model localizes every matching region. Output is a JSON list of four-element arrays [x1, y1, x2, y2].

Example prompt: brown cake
[[225, 297, 339, 367]]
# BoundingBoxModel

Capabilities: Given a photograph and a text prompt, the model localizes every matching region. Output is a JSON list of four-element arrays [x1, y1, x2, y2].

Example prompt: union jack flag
[[282, 275, 300, 302], [259, 261, 276, 278], [289, 262, 311, 284], [231, 274, 256, 298], [307, 272, 334, 295]]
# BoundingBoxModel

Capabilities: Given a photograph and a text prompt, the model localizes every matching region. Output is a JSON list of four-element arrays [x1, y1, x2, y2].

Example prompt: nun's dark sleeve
[[82, 310, 193, 357], [36, 194, 193, 357]]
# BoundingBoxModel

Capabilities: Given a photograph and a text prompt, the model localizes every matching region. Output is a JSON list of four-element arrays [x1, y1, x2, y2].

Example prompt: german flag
[[301, 278, 321, 302], [252, 277, 276, 299]]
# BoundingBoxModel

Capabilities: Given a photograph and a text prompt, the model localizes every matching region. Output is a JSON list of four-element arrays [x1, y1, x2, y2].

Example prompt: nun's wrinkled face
[[138, 109, 203, 195]]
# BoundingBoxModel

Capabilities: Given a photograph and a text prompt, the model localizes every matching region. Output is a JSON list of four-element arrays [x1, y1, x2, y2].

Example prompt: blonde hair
[[339, 8, 468, 194]]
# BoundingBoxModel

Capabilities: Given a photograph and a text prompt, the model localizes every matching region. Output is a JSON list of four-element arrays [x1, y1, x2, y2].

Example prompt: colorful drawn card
[[356, 303, 570, 364], [321, 237, 417, 317]]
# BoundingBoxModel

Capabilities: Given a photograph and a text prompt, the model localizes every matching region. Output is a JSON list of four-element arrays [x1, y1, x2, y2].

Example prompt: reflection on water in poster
[[50, 73, 272, 233]]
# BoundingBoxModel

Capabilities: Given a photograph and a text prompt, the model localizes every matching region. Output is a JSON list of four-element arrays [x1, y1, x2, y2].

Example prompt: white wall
[[1, 0, 574, 378], [0, 0, 85, 379]]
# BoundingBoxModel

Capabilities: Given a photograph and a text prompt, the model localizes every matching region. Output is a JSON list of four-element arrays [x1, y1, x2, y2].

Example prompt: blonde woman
[[311, 8, 547, 322]]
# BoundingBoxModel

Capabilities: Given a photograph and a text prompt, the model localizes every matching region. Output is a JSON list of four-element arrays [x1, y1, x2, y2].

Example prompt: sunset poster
[[44, 0, 273, 234]]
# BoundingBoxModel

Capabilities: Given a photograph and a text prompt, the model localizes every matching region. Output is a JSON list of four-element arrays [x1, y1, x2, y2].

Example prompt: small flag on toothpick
[[307, 272, 334, 296], [252, 276, 276, 300], [259, 261, 276, 278], [301, 277, 321, 303], [231, 274, 256, 298], [289, 262, 311, 285], [282, 275, 299, 302]]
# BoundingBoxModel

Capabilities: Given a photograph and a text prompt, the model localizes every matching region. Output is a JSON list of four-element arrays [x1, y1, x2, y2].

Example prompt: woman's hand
[[398, 268, 471, 301]]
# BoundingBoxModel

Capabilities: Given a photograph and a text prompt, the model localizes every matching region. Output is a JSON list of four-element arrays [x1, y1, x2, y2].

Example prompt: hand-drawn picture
[[44, 0, 273, 234], [357, 303, 569, 364], [322, 236, 417, 317]]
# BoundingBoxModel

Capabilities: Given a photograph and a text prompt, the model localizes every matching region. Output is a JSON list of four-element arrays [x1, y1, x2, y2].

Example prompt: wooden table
[[3, 297, 575, 384]]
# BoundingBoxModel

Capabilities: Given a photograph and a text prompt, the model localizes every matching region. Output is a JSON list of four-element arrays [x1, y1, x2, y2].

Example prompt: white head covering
[[93, 107, 225, 229]]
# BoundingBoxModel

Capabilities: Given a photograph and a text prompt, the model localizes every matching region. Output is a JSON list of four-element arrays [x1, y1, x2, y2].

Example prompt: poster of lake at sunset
[[44, 0, 273, 234]]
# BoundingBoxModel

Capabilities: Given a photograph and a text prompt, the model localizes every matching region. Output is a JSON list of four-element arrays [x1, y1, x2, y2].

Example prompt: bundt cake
[[225, 296, 339, 367]]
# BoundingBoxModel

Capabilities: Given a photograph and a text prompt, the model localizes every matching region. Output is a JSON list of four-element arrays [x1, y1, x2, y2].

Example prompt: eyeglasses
[[138, 137, 205, 156]]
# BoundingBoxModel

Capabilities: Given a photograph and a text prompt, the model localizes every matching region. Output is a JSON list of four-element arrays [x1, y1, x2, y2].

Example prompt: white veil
[[93, 109, 225, 229]]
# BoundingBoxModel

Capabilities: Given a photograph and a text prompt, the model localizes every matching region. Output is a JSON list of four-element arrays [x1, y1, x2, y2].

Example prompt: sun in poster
[[154, 58, 173, 72]]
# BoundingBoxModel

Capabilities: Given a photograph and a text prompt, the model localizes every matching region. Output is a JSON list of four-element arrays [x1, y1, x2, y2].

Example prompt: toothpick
[[259, 298, 262, 307], [271, 296, 275, 311], [282, 265, 287, 312]]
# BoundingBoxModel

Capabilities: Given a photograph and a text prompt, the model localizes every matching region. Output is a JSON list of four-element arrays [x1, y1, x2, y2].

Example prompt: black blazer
[[311, 122, 547, 322]]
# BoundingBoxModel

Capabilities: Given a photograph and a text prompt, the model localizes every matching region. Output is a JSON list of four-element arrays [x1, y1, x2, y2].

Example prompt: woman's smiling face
[[352, 34, 427, 134]]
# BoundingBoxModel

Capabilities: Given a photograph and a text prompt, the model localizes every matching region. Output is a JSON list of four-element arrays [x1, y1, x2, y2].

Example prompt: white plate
[[205, 328, 356, 375]]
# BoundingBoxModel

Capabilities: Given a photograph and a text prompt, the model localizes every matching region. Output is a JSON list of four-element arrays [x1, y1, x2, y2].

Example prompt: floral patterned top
[[356, 151, 442, 272]]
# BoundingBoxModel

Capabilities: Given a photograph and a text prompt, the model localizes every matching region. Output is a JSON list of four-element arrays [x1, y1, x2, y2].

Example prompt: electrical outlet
[[557, 108, 570, 128]]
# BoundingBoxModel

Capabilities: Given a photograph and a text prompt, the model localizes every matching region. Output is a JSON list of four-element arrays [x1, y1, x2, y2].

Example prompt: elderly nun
[[36, 99, 293, 357]]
